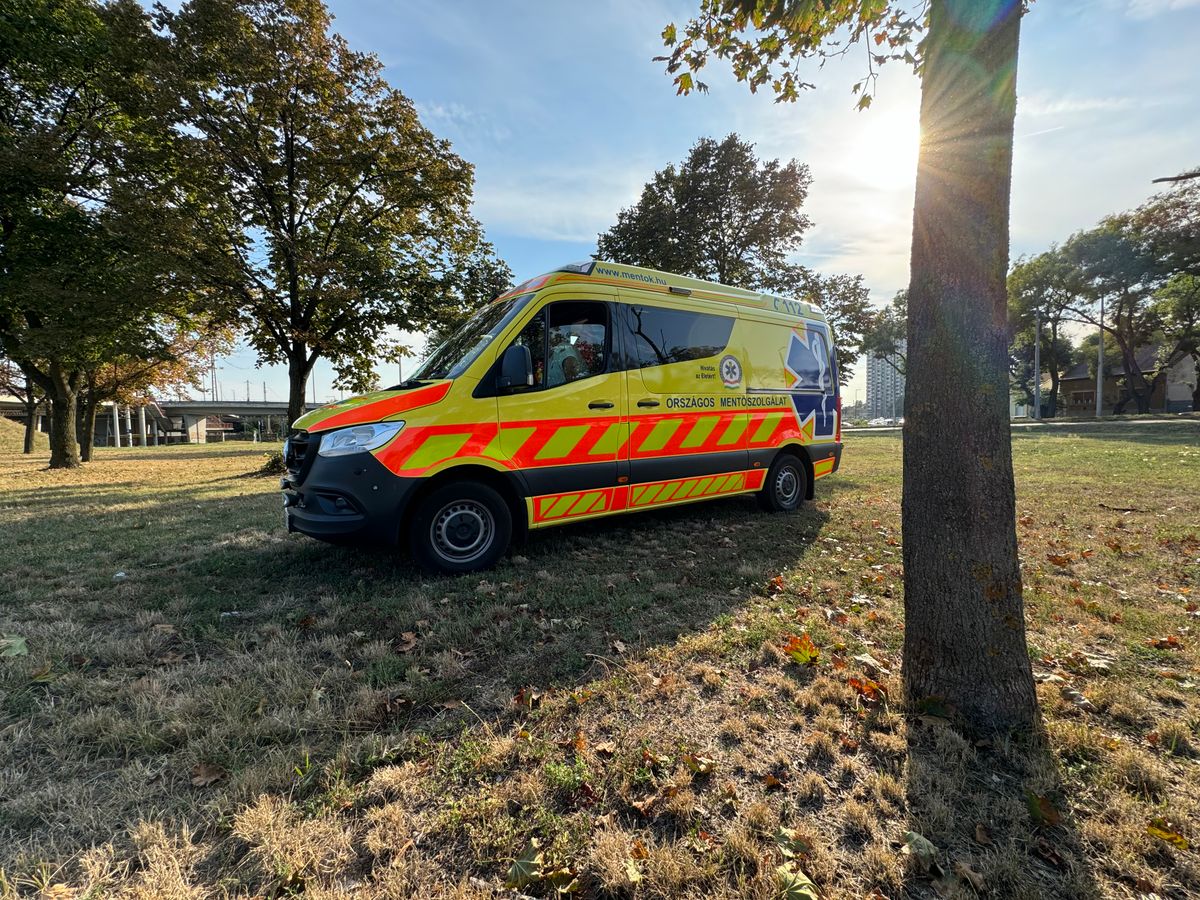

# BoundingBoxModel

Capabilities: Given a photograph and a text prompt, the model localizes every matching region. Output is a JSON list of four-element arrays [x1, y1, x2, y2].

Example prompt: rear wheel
[[410, 481, 512, 574], [758, 453, 807, 512]]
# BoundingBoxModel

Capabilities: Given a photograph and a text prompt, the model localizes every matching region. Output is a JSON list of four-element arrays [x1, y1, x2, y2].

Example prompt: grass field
[[2, 416, 1199, 899]]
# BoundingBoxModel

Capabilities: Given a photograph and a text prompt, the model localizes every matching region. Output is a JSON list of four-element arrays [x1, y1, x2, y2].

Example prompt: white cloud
[[1124, 0, 1200, 19], [1018, 92, 1137, 117]]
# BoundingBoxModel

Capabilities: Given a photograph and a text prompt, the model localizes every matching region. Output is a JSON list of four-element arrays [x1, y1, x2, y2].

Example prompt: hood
[[292, 381, 453, 433]]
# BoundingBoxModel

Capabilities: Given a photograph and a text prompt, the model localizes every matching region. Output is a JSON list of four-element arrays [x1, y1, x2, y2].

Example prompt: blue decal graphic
[[783, 326, 838, 438]]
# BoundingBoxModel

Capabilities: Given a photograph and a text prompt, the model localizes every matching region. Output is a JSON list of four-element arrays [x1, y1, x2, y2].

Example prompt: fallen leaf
[[1032, 837, 1065, 869], [0, 634, 28, 657], [1147, 635, 1182, 651], [595, 741, 617, 757], [296, 614, 317, 630], [768, 574, 785, 595], [1047, 553, 1074, 568], [190, 762, 228, 788], [848, 676, 888, 705], [506, 839, 543, 890], [774, 826, 811, 859], [1025, 791, 1062, 828], [513, 687, 543, 708], [1061, 687, 1095, 712], [974, 823, 993, 846], [396, 631, 418, 653], [630, 838, 650, 860], [623, 858, 643, 884], [775, 863, 819, 900], [642, 748, 669, 768], [901, 830, 939, 874], [1147, 817, 1189, 850], [611, 640, 627, 654], [784, 633, 820, 667], [682, 752, 716, 775], [853, 652, 891, 677], [954, 860, 985, 891], [763, 772, 788, 790]]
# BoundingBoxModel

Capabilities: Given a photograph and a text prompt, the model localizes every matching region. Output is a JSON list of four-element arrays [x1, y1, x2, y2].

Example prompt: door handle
[[637, 398, 660, 408], [588, 400, 615, 410]]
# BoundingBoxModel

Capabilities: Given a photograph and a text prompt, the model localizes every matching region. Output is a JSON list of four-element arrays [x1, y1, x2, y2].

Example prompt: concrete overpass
[[1, 396, 323, 446]]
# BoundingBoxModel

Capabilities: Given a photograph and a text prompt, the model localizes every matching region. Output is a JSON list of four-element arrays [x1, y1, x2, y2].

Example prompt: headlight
[[317, 421, 404, 457]]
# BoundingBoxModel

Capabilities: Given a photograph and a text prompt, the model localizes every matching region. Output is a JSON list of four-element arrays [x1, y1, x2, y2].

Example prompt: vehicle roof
[[495, 260, 827, 322]]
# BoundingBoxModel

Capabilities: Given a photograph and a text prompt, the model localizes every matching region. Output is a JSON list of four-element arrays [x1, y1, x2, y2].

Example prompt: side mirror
[[497, 344, 533, 393]]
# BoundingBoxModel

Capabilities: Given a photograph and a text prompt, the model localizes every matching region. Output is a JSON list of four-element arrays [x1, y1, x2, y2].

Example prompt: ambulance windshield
[[409, 293, 533, 382]]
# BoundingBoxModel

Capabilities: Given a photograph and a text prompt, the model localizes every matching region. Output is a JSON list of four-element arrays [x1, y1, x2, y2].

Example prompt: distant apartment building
[[866, 343, 906, 420]]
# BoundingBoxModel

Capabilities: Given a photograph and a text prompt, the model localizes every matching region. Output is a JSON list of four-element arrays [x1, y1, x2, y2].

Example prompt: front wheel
[[758, 453, 807, 512], [409, 481, 512, 574]]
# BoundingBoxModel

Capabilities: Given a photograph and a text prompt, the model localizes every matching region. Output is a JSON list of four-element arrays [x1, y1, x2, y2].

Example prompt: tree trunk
[[79, 398, 99, 462], [286, 349, 311, 432], [902, 0, 1037, 733], [23, 399, 37, 454], [47, 364, 81, 469]]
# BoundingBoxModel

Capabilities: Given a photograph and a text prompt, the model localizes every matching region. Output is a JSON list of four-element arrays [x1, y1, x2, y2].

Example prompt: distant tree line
[[0, 0, 510, 468], [1006, 182, 1199, 415]]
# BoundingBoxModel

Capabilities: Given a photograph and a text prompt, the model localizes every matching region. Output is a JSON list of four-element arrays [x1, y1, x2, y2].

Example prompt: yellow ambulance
[[282, 261, 842, 573]]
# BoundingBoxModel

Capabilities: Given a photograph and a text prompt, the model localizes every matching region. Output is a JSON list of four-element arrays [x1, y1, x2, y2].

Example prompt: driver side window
[[506, 300, 609, 391]]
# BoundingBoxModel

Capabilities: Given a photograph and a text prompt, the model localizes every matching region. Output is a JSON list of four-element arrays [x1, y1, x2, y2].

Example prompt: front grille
[[284, 431, 319, 480]]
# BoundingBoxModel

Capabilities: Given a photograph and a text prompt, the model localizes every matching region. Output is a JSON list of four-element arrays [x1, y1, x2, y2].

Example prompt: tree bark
[[23, 399, 37, 454], [47, 363, 81, 469], [286, 348, 310, 431], [902, 0, 1037, 732], [79, 396, 99, 462], [1192, 357, 1200, 411]]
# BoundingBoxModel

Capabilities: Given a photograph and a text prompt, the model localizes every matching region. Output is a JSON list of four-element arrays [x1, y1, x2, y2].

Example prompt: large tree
[[661, 1, 1038, 731], [0, 0, 177, 467], [598, 133, 873, 381], [1008, 250, 1076, 417], [160, 0, 508, 427]]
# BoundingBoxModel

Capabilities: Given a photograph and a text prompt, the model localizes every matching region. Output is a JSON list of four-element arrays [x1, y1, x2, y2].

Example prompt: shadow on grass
[[901, 719, 1102, 899]]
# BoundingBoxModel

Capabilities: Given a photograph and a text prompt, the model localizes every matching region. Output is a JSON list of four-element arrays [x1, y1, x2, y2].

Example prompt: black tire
[[409, 481, 512, 575], [758, 452, 807, 512]]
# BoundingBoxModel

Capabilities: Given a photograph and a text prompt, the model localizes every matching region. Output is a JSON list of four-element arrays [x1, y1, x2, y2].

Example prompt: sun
[[838, 101, 923, 193]]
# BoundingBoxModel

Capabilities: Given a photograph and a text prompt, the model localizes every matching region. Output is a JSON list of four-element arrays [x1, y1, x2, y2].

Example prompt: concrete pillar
[[111, 403, 121, 448], [123, 406, 133, 445], [137, 406, 147, 447], [152, 423, 159, 446]]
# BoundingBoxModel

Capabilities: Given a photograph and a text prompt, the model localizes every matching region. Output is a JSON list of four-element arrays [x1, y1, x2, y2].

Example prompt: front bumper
[[282, 442, 419, 545]]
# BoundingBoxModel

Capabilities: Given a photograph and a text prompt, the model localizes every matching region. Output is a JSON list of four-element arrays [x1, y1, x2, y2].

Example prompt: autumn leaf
[[642, 748, 669, 769], [1046, 553, 1074, 568], [768, 574, 785, 595], [611, 639, 627, 654], [1147, 635, 1182, 650], [901, 831, 939, 874], [190, 762, 228, 788], [506, 838, 544, 890], [1025, 791, 1062, 827], [595, 741, 617, 757], [784, 633, 820, 666], [630, 838, 651, 859], [396, 631, 418, 653], [513, 686, 544, 708], [0, 634, 28, 657], [775, 863, 820, 899], [763, 772, 788, 790], [544, 867, 580, 894], [974, 823, 993, 846], [1147, 817, 1189, 850], [1061, 687, 1095, 712], [847, 676, 888, 705], [682, 752, 716, 775], [954, 860, 985, 891], [774, 826, 812, 859]]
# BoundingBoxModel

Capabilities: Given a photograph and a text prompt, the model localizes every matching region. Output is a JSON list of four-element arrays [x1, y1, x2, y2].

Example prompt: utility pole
[[262, 381, 267, 402], [111, 403, 121, 448], [245, 379, 250, 402], [1095, 296, 1105, 418], [1033, 309, 1042, 420]]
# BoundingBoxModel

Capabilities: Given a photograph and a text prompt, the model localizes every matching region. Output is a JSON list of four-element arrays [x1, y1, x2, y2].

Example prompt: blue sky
[[206, 0, 1200, 406]]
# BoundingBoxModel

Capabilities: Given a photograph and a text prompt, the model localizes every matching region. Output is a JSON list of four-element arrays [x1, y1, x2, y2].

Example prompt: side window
[[624, 305, 734, 369], [503, 300, 609, 391], [788, 329, 834, 392]]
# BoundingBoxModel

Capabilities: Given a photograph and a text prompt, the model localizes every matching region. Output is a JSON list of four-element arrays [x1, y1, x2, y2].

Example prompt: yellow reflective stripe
[[536, 425, 589, 460], [716, 416, 747, 446], [402, 433, 471, 470], [569, 492, 601, 515], [588, 422, 624, 456], [679, 416, 718, 449], [498, 426, 537, 458], [637, 419, 681, 453], [751, 413, 784, 444], [588, 493, 606, 512], [545, 494, 576, 518]]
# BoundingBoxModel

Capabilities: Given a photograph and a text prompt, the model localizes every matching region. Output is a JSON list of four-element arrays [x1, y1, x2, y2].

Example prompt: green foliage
[[596, 133, 873, 381], [157, 0, 511, 419], [0, 0, 215, 466], [657, 1, 927, 106]]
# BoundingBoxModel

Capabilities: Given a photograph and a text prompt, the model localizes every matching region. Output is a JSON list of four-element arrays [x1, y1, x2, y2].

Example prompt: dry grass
[[1, 416, 1199, 898]]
